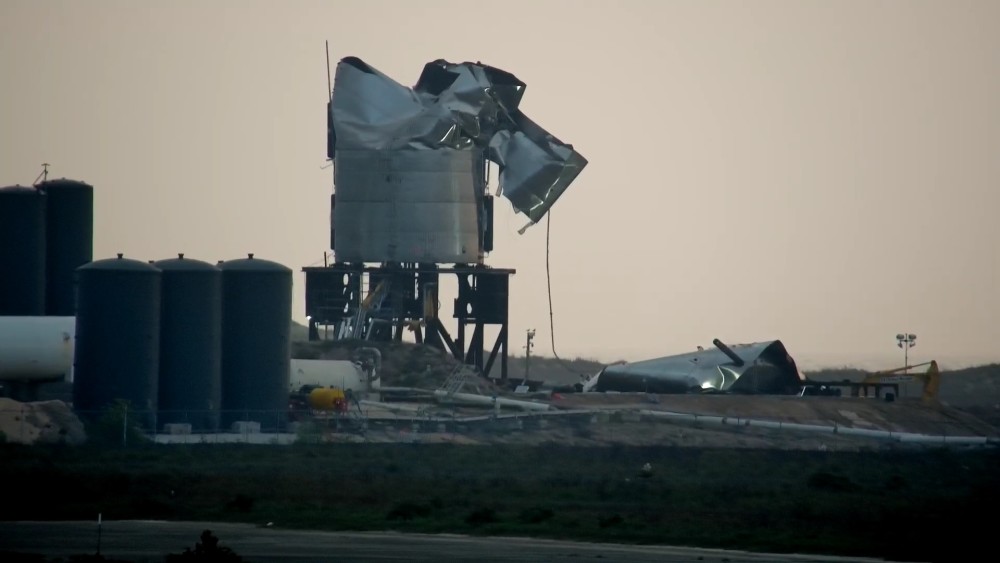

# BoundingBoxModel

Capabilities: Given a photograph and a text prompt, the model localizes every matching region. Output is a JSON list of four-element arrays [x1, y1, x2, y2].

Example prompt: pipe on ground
[[638, 409, 991, 445], [433, 390, 552, 411]]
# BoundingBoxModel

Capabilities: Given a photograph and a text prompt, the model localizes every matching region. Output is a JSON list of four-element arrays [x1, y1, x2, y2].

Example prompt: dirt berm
[[0, 398, 86, 445]]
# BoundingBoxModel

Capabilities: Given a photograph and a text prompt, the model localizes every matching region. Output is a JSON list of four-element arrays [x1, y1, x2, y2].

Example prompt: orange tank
[[307, 387, 347, 411]]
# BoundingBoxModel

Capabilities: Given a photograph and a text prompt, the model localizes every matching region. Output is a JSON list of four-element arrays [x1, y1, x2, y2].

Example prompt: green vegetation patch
[[0, 443, 996, 562]]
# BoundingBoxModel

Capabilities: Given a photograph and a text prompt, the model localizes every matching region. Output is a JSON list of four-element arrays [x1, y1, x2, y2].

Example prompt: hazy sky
[[2, 0, 997, 370]]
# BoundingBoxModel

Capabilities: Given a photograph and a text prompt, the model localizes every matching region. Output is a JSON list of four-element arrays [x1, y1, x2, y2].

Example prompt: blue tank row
[[71, 253, 292, 431], [0, 179, 93, 316]]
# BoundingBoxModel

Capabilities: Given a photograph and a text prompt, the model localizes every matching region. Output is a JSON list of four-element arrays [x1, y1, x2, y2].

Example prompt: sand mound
[[0, 398, 87, 445]]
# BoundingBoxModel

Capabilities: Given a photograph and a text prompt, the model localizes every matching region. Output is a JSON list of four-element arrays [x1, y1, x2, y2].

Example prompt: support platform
[[303, 264, 514, 381]]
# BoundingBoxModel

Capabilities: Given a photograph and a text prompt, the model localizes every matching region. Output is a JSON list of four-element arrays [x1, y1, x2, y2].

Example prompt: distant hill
[[805, 364, 1000, 408], [290, 320, 309, 342], [504, 354, 607, 385]]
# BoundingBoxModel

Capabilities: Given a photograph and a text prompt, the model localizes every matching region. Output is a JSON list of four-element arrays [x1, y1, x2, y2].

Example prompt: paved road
[[0, 521, 911, 562]]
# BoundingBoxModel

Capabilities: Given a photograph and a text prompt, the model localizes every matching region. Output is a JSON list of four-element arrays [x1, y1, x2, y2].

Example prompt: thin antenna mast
[[33, 163, 50, 185], [325, 40, 332, 102]]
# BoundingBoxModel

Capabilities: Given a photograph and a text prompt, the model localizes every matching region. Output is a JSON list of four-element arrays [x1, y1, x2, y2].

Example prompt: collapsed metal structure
[[585, 339, 805, 394], [303, 57, 587, 381]]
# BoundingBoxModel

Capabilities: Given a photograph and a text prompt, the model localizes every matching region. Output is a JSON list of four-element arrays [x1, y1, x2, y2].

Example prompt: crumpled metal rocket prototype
[[328, 57, 587, 229]]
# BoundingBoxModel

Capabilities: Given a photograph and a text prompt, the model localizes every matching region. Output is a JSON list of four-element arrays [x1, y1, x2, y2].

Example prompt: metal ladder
[[347, 279, 391, 340], [439, 363, 471, 396]]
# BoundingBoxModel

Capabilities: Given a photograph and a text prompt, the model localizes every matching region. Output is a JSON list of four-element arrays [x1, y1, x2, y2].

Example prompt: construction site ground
[[550, 393, 998, 436], [5, 382, 999, 451], [291, 392, 999, 452]]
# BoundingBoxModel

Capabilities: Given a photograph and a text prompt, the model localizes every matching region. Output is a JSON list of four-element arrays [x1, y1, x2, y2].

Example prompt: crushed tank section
[[590, 340, 805, 394], [328, 56, 587, 263], [307, 57, 587, 382]]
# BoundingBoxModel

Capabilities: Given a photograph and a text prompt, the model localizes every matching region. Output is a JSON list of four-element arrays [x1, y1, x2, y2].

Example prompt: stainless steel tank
[[332, 149, 485, 264]]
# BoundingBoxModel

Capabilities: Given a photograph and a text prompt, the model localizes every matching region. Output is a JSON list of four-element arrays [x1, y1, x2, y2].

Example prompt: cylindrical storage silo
[[219, 254, 292, 431], [154, 254, 222, 431], [0, 185, 46, 315], [37, 178, 94, 316], [72, 255, 160, 429]]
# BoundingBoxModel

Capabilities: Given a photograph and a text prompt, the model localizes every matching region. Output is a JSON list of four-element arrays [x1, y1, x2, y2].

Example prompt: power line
[[545, 210, 586, 380]]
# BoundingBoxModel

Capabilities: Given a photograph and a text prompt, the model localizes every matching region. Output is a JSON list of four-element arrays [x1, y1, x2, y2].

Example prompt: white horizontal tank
[[0, 316, 75, 382], [289, 359, 378, 393]]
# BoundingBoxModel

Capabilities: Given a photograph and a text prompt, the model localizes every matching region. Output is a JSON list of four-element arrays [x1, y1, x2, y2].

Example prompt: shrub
[[87, 400, 149, 447], [807, 471, 858, 492], [465, 507, 498, 526], [884, 474, 908, 491], [294, 422, 322, 444], [68, 554, 132, 562], [225, 494, 254, 513], [518, 507, 554, 524], [598, 514, 624, 528], [386, 501, 432, 521], [165, 529, 243, 562]]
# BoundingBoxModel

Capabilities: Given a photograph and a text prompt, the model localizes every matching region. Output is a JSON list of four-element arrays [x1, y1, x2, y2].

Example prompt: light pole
[[524, 329, 536, 384], [896, 333, 916, 372]]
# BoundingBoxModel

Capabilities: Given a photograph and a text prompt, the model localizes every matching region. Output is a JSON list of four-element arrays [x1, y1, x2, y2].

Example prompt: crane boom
[[862, 360, 940, 403]]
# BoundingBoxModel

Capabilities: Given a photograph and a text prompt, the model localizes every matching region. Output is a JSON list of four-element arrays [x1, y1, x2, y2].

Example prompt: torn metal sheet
[[329, 56, 586, 232], [586, 340, 805, 395]]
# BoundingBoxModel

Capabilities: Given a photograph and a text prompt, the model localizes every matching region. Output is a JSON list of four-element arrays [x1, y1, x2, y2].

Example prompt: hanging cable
[[545, 210, 587, 380]]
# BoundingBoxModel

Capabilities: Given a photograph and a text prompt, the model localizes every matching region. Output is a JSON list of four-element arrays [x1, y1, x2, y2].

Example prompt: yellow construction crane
[[861, 360, 941, 403]]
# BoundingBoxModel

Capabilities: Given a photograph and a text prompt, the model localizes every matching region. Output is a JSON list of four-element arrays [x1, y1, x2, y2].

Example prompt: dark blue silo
[[154, 254, 222, 431], [37, 178, 94, 316], [73, 254, 160, 428], [0, 185, 46, 315], [219, 254, 292, 430]]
